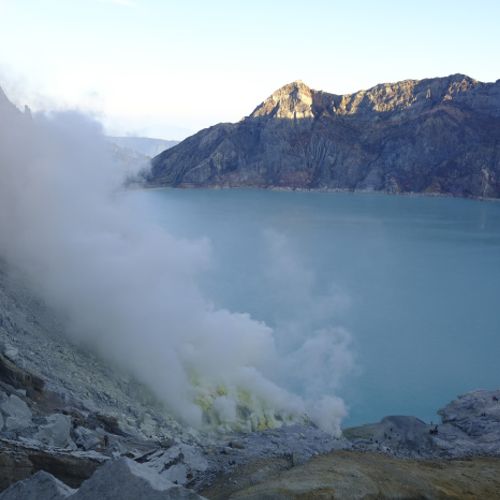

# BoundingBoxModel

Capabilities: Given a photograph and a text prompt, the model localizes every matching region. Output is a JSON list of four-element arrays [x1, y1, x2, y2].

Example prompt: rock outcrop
[[71, 458, 205, 499], [149, 75, 500, 198], [344, 389, 500, 458]]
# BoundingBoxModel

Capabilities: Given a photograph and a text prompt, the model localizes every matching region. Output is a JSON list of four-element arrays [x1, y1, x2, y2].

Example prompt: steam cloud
[[0, 86, 353, 435]]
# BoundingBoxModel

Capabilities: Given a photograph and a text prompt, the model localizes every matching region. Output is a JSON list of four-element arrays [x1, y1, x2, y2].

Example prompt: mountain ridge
[[148, 74, 500, 198]]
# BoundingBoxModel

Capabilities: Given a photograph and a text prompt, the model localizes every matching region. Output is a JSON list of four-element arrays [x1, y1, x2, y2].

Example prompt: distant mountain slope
[[0, 88, 157, 174], [107, 136, 178, 158], [148, 75, 500, 198]]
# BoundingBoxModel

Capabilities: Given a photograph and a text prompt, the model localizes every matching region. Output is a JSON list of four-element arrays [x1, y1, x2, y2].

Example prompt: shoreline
[[139, 182, 500, 203]]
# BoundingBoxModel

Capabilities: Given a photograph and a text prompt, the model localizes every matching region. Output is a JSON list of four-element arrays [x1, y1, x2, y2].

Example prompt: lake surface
[[128, 189, 500, 427]]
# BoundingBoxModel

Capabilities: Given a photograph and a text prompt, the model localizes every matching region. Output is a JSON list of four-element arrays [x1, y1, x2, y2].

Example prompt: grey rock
[[344, 415, 434, 457], [0, 470, 75, 500], [145, 444, 208, 486], [344, 389, 500, 459], [73, 426, 103, 451], [0, 394, 32, 431], [434, 388, 500, 456], [72, 457, 205, 499], [1, 344, 19, 363], [149, 75, 500, 199], [35, 414, 74, 449], [0, 350, 44, 395]]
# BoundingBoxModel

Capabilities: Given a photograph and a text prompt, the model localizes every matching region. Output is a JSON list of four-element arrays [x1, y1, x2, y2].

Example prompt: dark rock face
[[149, 75, 500, 198]]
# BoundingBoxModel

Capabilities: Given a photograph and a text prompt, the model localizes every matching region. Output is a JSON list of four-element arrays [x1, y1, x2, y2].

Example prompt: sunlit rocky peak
[[250, 80, 315, 119]]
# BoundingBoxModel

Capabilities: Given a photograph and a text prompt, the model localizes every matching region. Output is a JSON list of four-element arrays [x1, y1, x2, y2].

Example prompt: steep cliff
[[149, 75, 500, 198]]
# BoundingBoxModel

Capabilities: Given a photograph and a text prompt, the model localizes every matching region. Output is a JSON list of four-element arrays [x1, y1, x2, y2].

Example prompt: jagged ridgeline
[[148, 75, 500, 198]]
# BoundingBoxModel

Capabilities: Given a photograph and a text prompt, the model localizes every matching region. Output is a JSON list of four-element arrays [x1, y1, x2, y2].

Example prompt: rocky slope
[[1, 258, 500, 497], [0, 261, 346, 495], [148, 75, 500, 198]]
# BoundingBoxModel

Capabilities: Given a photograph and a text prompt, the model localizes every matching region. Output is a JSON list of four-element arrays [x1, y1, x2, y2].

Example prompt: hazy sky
[[1, 0, 499, 139]]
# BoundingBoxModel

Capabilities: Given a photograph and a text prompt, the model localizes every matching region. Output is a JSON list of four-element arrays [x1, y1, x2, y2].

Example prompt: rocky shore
[[0, 263, 500, 498]]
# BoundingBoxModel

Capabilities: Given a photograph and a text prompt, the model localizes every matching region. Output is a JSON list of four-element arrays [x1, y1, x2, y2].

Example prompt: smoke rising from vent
[[0, 86, 353, 435]]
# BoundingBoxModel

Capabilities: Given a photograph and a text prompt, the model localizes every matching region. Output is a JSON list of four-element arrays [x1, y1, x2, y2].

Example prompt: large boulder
[[433, 389, 500, 456], [144, 444, 208, 486], [0, 394, 32, 431], [343, 389, 500, 458], [0, 470, 75, 500], [343, 415, 434, 457], [35, 414, 74, 449], [72, 458, 205, 499], [438, 389, 500, 436]]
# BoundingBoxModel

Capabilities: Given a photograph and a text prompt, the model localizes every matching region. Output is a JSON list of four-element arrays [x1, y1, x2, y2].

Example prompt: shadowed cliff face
[[149, 75, 500, 198]]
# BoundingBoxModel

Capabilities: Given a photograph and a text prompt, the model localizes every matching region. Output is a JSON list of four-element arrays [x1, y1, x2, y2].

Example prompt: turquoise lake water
[[129, 189, 500, 427]]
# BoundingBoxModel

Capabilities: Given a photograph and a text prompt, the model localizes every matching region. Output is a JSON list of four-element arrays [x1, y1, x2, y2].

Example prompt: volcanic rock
[[72, 458, 205, 499]]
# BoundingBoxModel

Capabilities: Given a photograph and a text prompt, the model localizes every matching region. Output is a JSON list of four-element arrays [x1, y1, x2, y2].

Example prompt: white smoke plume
[[0, 85, 352, 434], [260, 230, 355, 434]]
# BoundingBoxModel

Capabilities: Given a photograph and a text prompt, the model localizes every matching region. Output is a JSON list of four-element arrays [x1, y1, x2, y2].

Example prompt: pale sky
[[1, 0, 499, 139]]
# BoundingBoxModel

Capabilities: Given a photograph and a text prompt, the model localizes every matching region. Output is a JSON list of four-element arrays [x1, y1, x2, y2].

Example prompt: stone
[[73, 426, 103, 451], [0, 470, 75, 500], [344, 415, 435, 457], [72, 458, 206, 499], [2, 344, 19, 363], [144, 444, 208, 486], [35, 414, 74, 449], [343, 389, 500, 459], [0, 394, 32, 431]]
